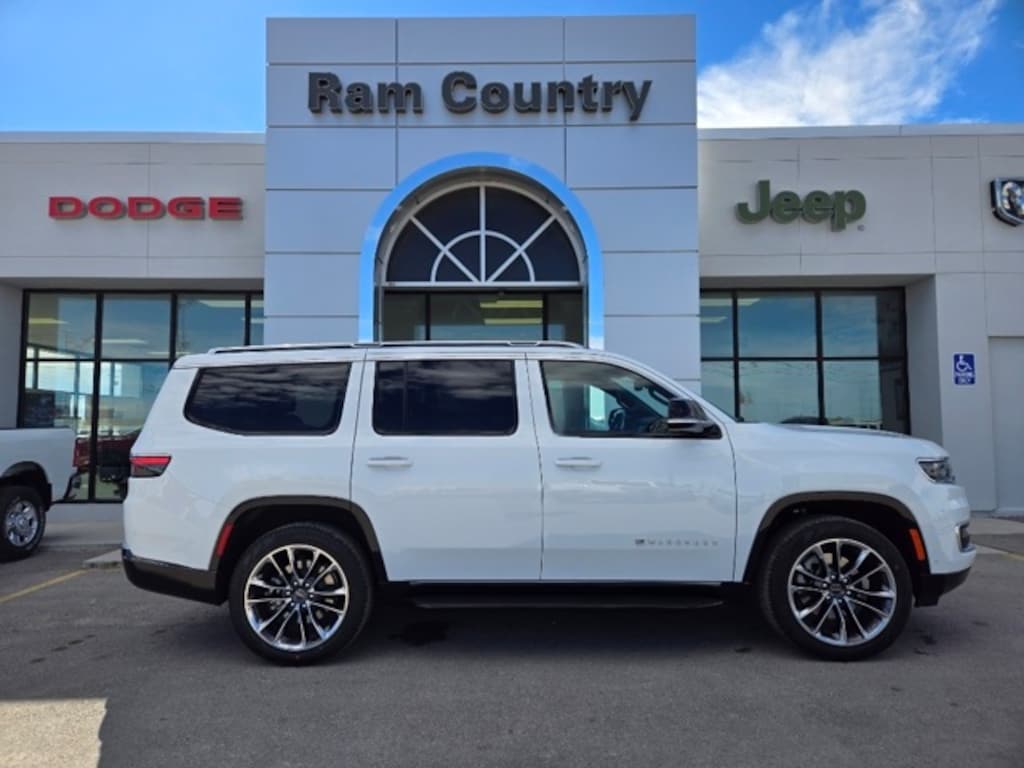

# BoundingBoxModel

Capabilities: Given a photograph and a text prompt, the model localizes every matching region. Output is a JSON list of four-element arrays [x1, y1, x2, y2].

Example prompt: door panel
[[529, 358, 736, 582], [992, 338, 1024, 513], [351, 356, 542, 581]]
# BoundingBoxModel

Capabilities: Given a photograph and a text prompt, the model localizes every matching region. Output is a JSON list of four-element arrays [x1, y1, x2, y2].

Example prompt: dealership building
[[0, 15, 1022, 513]]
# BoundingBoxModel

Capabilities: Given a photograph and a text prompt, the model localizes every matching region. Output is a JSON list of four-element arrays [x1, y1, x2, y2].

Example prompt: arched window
[[384, 182, 582, 286]]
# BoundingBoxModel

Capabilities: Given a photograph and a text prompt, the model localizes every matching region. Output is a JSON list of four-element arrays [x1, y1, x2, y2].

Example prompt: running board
[[404, 584, 726, 611]]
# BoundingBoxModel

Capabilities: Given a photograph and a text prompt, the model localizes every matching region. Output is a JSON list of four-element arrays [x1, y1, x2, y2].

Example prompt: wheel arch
[[743, 491, 926, 591], [210, 495, 387, 603], [0, 462, 51, 508]]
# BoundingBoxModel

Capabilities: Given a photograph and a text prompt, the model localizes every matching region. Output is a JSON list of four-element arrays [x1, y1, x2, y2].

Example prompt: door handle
[[366, 456, 413, 469], [554, 457, 603, 469]]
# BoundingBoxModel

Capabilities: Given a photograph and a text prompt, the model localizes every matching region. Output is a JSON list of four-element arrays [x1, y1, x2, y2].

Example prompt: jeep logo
[[736, 180, 866, 231]]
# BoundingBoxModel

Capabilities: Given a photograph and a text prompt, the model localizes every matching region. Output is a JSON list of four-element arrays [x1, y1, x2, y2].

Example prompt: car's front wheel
[[758, 516, 913, 661], [0, 485, 46, 562], [228, 523, 373, 665]]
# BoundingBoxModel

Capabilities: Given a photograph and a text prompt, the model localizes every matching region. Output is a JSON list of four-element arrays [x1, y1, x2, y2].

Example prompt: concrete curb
[[83, 549, 122, 569]]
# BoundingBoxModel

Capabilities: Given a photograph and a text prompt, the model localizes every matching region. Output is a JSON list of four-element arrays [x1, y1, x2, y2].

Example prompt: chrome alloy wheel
[[787, 538, 897, 647], [4, 498, 39, 547], [243, 544, 349, 653]]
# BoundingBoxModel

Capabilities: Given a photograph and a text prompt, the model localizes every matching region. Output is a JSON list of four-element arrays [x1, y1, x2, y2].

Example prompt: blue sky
[[0, 0, 1020, 130]]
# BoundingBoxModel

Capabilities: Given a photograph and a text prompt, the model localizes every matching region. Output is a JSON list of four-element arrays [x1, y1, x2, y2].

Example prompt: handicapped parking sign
[[953, 353, 976, 385]]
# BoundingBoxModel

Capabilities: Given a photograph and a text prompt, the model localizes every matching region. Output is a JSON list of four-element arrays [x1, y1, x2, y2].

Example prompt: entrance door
[[381, 291, 583, 343], [528, 356, 737, 582], [991, 338, 1024, 514], [351, 355, 543, 581]]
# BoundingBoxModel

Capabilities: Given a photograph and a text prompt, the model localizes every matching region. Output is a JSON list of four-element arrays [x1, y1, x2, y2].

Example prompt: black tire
[[757, 515, 913, 661], [228, 523, 373, 665], [0, 485, 47, 562]]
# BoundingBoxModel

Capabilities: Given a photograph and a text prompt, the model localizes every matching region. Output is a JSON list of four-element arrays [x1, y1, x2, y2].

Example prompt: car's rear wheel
[[0, 485, 46, 562], [758, 515, 913, 661], [228, 523, 373, 665]]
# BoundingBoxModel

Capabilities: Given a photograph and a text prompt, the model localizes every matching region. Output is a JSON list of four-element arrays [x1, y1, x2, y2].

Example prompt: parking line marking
[[0, 570, 88, 605]]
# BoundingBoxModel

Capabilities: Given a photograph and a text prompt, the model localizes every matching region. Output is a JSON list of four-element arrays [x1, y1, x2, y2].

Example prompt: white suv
[[123, 342, 975, 664]]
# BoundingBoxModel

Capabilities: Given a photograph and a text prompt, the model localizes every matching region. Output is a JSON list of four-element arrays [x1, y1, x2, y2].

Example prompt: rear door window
[[373, 359, 517, 435], [185, 363, 350, 435]]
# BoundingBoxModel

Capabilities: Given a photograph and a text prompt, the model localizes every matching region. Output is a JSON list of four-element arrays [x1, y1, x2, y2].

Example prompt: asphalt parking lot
[[2, 517, 1023, 768]]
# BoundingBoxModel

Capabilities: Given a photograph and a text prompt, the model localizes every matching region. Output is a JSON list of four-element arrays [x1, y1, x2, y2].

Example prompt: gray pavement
[[1, 514, 1023, 767]]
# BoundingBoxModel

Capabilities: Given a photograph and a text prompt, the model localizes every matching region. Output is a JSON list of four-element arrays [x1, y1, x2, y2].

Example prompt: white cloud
[[698, 0, 1000, 128]]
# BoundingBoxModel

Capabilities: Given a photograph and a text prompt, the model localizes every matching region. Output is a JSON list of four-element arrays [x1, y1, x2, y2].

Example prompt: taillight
[[130, 455, 172, 478]]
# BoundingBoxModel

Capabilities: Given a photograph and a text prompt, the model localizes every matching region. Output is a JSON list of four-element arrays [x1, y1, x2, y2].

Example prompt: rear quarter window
[[184, 363, 350, 435]]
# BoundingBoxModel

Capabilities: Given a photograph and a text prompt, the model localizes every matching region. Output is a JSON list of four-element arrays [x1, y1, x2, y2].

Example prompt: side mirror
[[666, 399, 721, 438]]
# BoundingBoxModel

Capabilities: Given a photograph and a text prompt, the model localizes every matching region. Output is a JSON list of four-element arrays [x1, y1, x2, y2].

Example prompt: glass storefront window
[[26, 293, 96, 359], [22, 360, 95, 500], [20, 291, 264, 501], [822, 292, 905, 358], [739, 361, 819, 424], [738, 292, 816, 357], [380, 292, 583, 344], [699, 361, 735, 417], [94, 362, 169, 500], [176, 295, 246, 356], [432, 293, 544, 341], [701, 289, 908, 431], [700, 294, 733, 358], [546, 293, 583, 343], [101, 295, 171, 358], [823, 360, 908, 432], [381, 294, 427, 341], [249, 298, 264, 345]]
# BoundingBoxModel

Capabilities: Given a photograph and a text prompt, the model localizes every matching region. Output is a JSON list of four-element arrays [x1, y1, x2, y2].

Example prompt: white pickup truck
[[0, 428, 77, 561]]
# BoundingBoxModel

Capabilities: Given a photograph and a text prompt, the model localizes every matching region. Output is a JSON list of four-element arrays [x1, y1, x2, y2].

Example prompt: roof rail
[[208, 340, 585, 354]]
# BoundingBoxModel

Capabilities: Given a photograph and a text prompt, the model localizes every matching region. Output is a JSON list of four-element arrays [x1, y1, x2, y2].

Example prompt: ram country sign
[[736, 180, 866, 231], [308, 71, 653, 121]]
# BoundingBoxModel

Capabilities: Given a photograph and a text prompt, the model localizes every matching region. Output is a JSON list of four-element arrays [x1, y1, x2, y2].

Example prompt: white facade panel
[[0, 142, 150, 164], [266, 128, 396, 190], [564, 15, 695, 62], [985, 274, 1024, 336], [797, 136, 932, 159], [396, 127, 565, 181], [267, 18, 397, 64], [566, 125, 696, 189], [576, 188, 698, 253], [604, 315, 700, 380], [148, 142, 264, 165], [0, 162, 150, 261], [930, 136, 978, 157], [700, 161, 802, 257], [905, 278, 942, 446], [603, 252, 699, 316], [264, 252, 359, 317], [932, 158, 984, 253], [397, 17, 563, 63], [934, 273, 998, 511], [797, 157, 934, 256], [147, 163, 264, 261], [265, 315, 358, 344], [264, 190, 386, 253]]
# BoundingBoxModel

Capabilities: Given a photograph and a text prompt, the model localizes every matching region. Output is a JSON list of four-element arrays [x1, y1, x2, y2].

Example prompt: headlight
[[918, 457, 955, 484]]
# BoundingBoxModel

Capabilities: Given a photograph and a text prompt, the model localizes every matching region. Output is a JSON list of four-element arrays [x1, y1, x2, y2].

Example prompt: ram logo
[[992, 178, 1024, 226]]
